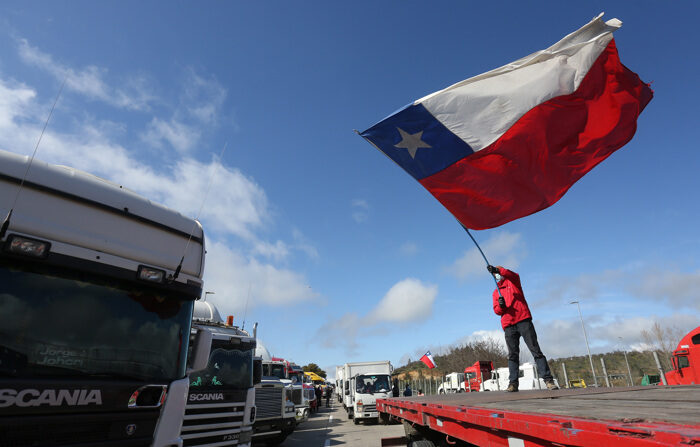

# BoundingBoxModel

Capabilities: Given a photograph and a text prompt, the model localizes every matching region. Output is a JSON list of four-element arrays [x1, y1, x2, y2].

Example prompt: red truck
[[664, 325, 700, 385], [463, 361, 493, 392]]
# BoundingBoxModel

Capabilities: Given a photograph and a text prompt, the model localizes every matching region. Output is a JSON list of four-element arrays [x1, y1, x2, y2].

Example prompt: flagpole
[[460, 224, 504, 299]]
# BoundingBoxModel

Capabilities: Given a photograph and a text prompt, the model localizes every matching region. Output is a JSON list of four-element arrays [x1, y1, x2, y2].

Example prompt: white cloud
[[17, 38, 155, 110], [142, 117, 200, 154], [202, 241, 318, 316], [181, 69, 228, 125], [316, 278, 438, 355], [446, 231, 525, 280], [369, 278, 438, 323], [351, 198, 369, 223], [535, 267, 700, 311], [534, 313, 699, 359], [629, 269, 700, 310], [252, 240, 290, 262], [291, 228, 319, 260]]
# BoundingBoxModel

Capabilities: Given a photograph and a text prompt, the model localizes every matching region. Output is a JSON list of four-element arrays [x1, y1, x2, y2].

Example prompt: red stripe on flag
[[420, 40, 653, 230], [420, 354, 436, 369]]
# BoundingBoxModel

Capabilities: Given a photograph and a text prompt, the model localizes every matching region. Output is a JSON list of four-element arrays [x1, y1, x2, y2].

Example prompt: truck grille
[[255, 386, 282, 419], [292, 389, 302, 405], [0, 411, 158, 447], [181, 401, 248, 446], [361, 404, 377, 413]]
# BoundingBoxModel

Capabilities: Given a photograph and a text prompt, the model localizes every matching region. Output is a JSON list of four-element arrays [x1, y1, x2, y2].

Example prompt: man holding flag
[[488, 265, 557, 392], [360, 13, 651, 392]]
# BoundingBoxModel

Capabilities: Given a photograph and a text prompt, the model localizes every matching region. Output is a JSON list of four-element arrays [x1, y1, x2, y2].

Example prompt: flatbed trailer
[[377, 385, 700, 447]]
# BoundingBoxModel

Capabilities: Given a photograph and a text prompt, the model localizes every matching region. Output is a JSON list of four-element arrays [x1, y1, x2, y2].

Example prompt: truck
[[336, 366, 345, 403], [278, 360, 310, 423], [378, 386, 700, 446], [0, 149, 209, 446], [437, 373, 465, 394], [463, 361, 493, 392], [481, 362, 559, 391], [664, 325, 700, 386], [379, 329, 700, 446], [180, 301, 258, 447], [252, 340, 296, 445], [342, 360, 393, 424]]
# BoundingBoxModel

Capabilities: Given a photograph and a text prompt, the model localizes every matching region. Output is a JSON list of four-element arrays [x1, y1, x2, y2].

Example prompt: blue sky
[[1, 1, 699, 378]]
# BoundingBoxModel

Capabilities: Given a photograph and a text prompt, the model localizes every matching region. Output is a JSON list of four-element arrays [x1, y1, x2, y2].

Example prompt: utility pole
[[619, 337, 634, 386], [571, 301, 599, 387]]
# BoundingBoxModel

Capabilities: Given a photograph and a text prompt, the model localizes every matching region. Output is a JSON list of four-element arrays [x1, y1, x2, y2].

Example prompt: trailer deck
[[378, 385, 700, 446]]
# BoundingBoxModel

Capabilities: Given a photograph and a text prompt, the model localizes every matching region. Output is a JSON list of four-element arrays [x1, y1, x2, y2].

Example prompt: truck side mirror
[[253, 359, 263, 385], [187, 329, 213, 374]]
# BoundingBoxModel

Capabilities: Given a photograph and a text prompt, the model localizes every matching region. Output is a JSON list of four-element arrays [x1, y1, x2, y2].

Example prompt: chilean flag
[[420, 351, 437, 369], [360, 14, 653, 230]]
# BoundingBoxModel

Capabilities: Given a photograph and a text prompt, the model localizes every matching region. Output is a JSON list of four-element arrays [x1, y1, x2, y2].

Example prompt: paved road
[[277, 401, 405, 447]]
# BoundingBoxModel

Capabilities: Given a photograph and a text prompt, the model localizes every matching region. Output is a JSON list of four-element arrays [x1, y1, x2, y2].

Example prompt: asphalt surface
[[277, 400, 405, 447]]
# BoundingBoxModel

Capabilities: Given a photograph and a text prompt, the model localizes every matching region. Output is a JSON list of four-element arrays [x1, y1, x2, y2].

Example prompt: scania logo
[[189, 392, 224, 401], [0, 389, 102, 408], [125, 424, 137, 436]]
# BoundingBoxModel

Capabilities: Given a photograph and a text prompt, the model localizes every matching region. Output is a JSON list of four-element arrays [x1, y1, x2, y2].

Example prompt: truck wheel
[[439, 389, 445, 394], [353, 418, 360, 425], [408, 440, 436, 447], [348, 411, 353, 419]]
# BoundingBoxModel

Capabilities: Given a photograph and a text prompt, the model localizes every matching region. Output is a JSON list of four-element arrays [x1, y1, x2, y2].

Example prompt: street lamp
[[204, 291, 215, 301], [570, 300, 599, 387]]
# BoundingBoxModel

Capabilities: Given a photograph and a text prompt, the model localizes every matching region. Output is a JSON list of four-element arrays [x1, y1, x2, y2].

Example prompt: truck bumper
[[295, 406, 309, 422], [356, 411, 379, 419]]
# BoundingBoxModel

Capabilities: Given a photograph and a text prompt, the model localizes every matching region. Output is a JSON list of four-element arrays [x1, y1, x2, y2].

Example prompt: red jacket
[[492, 267, 532, 329]]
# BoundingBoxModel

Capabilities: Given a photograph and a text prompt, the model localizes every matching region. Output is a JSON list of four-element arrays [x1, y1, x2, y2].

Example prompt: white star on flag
[[394, 127, 431, 159]]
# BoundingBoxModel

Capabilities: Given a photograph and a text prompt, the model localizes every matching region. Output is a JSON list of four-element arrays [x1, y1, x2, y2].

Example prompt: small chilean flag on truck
[[359, 13, 652, 230], [420, 352, 437, 369]]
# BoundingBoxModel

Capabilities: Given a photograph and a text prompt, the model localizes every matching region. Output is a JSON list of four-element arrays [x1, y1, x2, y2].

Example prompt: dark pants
[[504, 318, 553, 384]]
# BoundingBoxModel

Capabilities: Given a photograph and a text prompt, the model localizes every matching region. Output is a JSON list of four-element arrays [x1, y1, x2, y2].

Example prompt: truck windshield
[[289, 372, 304, 384], [356, 374, 390, 394], [267, 364, 285, 380], [465, 372, 476, 379], [189, 340, 253, 390], [0, 261, 193, 382]]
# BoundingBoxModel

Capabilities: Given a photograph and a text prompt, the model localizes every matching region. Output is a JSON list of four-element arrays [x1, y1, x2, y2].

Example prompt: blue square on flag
[[360, 103, 474, 181]]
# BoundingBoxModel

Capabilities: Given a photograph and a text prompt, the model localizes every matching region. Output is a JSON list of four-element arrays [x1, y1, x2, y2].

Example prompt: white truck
[[181, 301, 258, 447], [342, 361, 393, 424], [252, 339, 296, 445], [335, 366, 345, 403], [0, 149, 208, 446], [482, 362, 559, 391], [438, 372, 465, 394]]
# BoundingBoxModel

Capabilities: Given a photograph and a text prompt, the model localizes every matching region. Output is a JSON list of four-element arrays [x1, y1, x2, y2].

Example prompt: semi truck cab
[[664, 325, 700, 385], [0, 149, 206, 446], [181, 302, 257, 447]]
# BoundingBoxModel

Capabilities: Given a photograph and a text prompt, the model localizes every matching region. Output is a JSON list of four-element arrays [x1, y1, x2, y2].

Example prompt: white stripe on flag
[[417, 13, 620, 152]]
